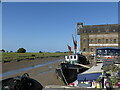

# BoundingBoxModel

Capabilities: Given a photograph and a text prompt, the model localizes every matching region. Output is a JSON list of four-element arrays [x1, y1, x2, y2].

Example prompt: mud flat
[[2, 56, 65, 87]]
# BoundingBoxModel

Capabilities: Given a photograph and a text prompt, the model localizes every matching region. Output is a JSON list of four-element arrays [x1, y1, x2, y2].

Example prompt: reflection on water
[[48, 66, 52, 69], [1, 58, 64, 78]]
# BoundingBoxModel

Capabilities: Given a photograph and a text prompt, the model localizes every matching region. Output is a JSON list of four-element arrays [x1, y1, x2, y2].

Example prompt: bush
[[0, 49, 5, 52], [17, 48, 26, 53], [39, 51, 42, 53]]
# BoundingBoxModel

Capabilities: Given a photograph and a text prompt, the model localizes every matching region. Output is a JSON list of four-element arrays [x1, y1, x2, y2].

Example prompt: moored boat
[[55, 32, 90, 85], [56, 53, 90, 85]]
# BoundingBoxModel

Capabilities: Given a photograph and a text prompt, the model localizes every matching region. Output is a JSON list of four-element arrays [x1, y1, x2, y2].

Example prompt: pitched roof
[[78, 24, 120, 34]]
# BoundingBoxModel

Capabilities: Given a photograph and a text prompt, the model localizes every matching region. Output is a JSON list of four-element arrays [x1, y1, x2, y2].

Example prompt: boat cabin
[[65, 55, 78, 64], [65, 54, 88, 65]]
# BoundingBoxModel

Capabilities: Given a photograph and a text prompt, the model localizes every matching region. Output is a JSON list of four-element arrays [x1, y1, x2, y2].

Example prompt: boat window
[[91, 48, 94, 52], [97, 50, 102, 55], [74, 55, 76, 59], [67, 56, 69, 59], [97, 49, 120, 56], [70, 56, 73, 59]]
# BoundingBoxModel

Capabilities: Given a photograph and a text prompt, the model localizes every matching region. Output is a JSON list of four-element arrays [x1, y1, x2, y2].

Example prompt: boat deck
[[80, 63, 103, 74]]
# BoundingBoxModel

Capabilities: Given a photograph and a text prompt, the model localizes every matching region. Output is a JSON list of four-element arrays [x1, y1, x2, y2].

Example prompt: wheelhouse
[[65, 54, 88, 65], [96, 47, 120, 63], [65, 55, 78, 64]]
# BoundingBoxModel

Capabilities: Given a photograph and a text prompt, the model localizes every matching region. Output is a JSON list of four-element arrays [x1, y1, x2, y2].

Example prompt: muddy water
[[1, 58, 64, 78]]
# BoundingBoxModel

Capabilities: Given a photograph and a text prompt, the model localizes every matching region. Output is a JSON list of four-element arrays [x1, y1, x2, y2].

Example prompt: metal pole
[[75, 24, 77, 41], [94, 48, 97, 66], [75, 24, 77, 54]]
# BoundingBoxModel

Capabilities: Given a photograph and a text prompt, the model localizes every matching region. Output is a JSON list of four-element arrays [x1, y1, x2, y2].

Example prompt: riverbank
[[2, 56, 65, 87], [2, 56, 64, 73], [2, 55, 93, 87]]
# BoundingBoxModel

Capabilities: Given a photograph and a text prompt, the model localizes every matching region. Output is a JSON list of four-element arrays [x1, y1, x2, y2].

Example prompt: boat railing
[[75, 63, 90, 69]]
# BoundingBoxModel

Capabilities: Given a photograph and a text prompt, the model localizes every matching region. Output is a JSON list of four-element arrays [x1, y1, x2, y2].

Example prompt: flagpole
[[75, 24, 77, 42], [75, 23, 77, 54], [72, 23, 78, 54]]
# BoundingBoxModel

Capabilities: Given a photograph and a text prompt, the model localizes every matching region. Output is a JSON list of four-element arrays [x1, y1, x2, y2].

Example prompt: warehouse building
[[77, 22, 120, 52]]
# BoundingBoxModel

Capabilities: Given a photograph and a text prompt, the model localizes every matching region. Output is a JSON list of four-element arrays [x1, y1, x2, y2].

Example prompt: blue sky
[[2, 2, 118, 52]]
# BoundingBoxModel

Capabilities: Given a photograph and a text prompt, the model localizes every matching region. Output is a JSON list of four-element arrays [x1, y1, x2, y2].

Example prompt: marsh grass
[[2, 52, 68, 62]]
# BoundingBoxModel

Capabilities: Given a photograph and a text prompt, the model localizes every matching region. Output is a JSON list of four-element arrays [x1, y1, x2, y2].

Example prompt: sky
[[2, 2, 118, 52]]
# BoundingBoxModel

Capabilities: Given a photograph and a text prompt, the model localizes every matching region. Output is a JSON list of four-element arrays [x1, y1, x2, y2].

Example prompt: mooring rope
[[60, 68, 68, 85]]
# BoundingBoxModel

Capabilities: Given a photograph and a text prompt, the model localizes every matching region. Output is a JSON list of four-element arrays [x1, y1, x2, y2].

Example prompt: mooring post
[[94, 53, 97, 66]]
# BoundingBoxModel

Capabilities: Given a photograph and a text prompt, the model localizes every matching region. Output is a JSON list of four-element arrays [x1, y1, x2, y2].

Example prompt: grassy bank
[[1, 52, 68, 62]]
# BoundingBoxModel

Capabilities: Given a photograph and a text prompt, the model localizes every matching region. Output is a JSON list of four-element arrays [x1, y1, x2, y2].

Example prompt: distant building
[[77, 22, 120, 52]]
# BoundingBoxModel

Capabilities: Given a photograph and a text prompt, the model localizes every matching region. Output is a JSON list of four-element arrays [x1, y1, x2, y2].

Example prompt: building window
[[91, 48, 94, 52], [98, 30, 100, 32], [106, 29, 109, 32], [90, 39, 94, 43], [113, 39, 117, 43], [83, 48, 86, 52], [83, 30, 86, 33], [106, 39, 109, 43], [83, 39, 86, 43], [98, 39, 101, 43]]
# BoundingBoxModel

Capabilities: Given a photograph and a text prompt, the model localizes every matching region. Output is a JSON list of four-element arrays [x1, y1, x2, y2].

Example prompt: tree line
[[0, 48, 26, 53], [0, 48, 69, 53]]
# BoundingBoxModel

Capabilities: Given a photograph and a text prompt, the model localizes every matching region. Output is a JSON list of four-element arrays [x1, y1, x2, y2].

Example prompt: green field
[[1, 52, 68, 62]]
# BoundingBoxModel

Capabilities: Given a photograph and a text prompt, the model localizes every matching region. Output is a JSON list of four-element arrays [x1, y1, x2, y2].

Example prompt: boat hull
[[55, 63, 88, 85]]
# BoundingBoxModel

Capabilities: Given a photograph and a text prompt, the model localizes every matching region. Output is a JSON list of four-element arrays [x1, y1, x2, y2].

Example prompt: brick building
[[77, 22, 120, 52]]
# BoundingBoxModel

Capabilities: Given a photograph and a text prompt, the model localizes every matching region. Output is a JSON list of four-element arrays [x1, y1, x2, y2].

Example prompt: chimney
[[77, 22, 83, 35]]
